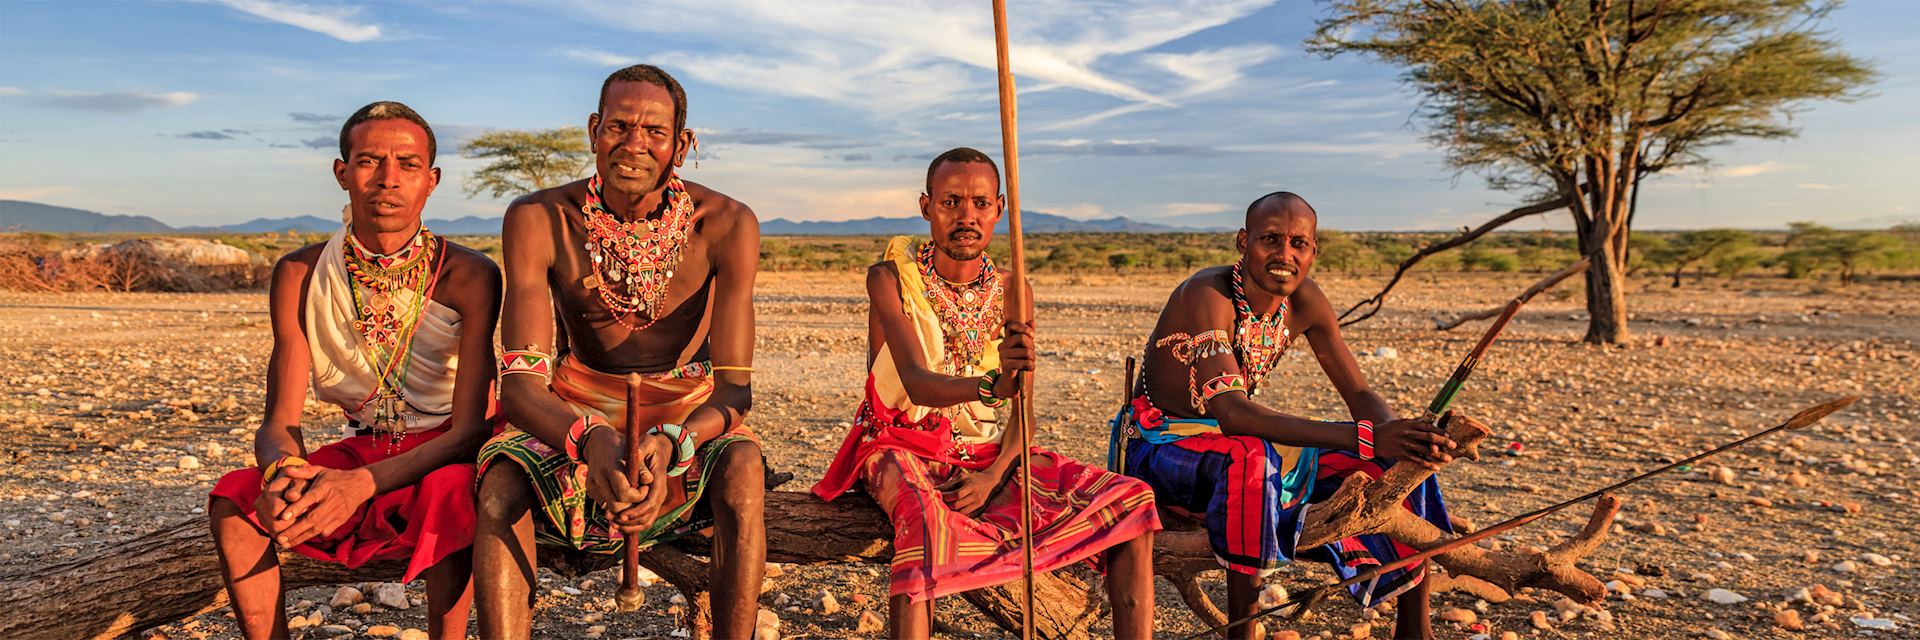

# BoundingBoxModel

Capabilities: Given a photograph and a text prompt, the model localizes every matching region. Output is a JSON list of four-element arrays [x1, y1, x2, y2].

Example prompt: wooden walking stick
[[616, 373, 646, 612], [1419, 257, 1589, 423], [990, 2, 1037, 637]]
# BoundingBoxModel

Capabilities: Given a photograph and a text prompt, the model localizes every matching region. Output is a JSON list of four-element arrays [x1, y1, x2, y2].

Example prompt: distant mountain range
[[0, 200, 1209, 235]]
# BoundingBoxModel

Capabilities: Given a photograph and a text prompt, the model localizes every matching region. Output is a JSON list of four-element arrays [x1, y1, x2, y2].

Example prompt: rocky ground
[[0, 270, 1914, 639]]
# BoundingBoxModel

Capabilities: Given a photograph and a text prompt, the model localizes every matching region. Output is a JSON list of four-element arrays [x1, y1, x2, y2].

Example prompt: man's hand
[[1373, 418, 1455, 470], [993, 320, 1036, 398], [938, 466, 1011, 517], [252, 472, 309, 538], [583, 428, 673, 535], [270, 465, 376, 547]]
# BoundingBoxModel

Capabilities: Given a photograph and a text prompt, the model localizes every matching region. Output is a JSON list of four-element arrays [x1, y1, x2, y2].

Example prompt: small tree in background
[[1312, 0, 1875, 343], [1652, 228, 1754, 287], [462, 127, 592, 200]]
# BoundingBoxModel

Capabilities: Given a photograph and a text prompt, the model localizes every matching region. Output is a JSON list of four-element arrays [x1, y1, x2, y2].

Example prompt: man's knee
[[710, 442, 765, 515], [475, 463, 533, 524]]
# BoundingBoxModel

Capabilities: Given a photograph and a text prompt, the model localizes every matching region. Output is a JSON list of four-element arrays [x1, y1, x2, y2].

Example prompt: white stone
[[1375, 347, 1399, 360], [1703, 588, 1748, 605], [1258, 584, 1289, 608], [177, 455, 202, 470], [1851, 617, 1898, 631], [1862, 552, 1894, 567], [371, 582, 410, 610], [1832, 560, 1859, 573]]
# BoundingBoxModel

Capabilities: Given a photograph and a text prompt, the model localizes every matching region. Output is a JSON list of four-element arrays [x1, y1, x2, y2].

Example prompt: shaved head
[[1246, 191, 1317, 231]]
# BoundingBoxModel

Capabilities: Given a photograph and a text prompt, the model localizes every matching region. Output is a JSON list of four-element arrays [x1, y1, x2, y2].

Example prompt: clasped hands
[[581, 428, 678, 535], [255, 463, 377, 548]]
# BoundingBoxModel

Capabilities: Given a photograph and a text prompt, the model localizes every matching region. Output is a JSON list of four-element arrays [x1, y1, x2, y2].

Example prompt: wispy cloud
[[213, 0, 382, 43], [1795, 182, 1836, 190], [0, 186, 76, 201], [1720, 161, 1790, 178], [289, 111, 340, 126], [0, 87, 24, 96], [1024, 138, 1225, 157], [300, 136, 334, 150], [178, 129, 250, 140], [15, 90, 199, 113], [1161, 202, 1233, 217], [698, 129, 866, 150], [558, 48, 638, 67], [545, 0, 1277, 117]]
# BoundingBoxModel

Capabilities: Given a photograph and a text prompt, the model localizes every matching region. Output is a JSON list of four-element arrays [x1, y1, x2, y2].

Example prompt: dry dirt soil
[[1, 270, 1915, 639]]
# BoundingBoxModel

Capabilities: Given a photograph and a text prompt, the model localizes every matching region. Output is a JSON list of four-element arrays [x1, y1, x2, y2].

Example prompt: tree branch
[[1338, 192, 1575, 327]]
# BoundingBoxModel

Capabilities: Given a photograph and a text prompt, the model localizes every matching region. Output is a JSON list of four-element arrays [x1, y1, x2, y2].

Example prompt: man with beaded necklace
[[472, 64, 766, 639], [1113, 192, 1459, 639], [208, 101, 503, 640], [813, 147, 1161, 639]]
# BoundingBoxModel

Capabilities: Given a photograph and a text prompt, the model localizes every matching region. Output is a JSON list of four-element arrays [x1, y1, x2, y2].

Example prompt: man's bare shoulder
[[1169, 265, 1233, 306], [1288, 276, 1337, 325], [439, 240, 503, 282], [504, 178, 590, 220], [273, 242, 327, 275], [682, 178, 757, 231]]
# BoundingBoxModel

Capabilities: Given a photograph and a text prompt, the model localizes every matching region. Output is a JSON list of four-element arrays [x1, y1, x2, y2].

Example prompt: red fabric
[[813, 377, 1161, 601], [209, 427, 475, 583]]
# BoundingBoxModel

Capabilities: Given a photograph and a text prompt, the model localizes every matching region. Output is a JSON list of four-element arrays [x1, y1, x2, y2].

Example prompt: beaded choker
[[581, 174, 695, 332], [915, 240, 1004, 375], [1230, 260, 1292, 392], [342, 225, 444, 450]]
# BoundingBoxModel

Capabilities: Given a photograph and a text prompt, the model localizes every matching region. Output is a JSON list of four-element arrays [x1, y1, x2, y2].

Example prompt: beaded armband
[[501, 348, 553, 381], [259, 455, 308, 491], [977, 369, 1007, 408], [648, 423, 698, 477], [1354, 420, 1376, 460], [564, 415, 613, 464], [1197, 373, 1248, 408], [1156, 330, 1235, 414]]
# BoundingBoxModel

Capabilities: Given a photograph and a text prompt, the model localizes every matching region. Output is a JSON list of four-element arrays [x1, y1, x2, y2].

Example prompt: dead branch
[[1434, 259, 1590, 330], [1339, 193, 1574, 327]]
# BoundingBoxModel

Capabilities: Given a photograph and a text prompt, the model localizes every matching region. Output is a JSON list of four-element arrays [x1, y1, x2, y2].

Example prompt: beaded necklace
[[1230, 259, 1292, 393], [581, 174, 695, 332], [342, 225, 444, 450], [915, 240, 1004, 375]]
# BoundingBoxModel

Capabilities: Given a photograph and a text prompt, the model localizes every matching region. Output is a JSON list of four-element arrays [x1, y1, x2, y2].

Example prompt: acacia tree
[[462, 126, 592, 199], [1652, 228, 1753, 286], [1311, 0, 1873, 343]]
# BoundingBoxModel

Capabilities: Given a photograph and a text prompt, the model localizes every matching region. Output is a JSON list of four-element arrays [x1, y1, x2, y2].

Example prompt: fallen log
[[0, 412, 1617, 639]]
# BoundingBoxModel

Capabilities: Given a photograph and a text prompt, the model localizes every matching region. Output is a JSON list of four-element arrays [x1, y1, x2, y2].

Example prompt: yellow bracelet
[[712, 365, 753, 373], [259, 455, 309, 490]]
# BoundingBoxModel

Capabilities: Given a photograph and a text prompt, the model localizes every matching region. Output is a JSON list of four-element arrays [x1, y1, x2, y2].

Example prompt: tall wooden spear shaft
[[990, 2, 1038, 638]]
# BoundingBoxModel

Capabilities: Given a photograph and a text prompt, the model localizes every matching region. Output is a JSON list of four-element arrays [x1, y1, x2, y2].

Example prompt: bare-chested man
[[813, 148, 1160, 638], [209, 101, 502, 640], [1115, 192, 1457, 640], [473, 64, 765, 639]]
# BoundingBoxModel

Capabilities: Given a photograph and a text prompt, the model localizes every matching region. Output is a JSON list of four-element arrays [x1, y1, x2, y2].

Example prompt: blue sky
[[1, 0, 1913, 230]]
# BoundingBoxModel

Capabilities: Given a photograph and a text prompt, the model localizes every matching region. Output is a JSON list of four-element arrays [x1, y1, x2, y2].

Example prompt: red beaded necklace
[[916, 240, 1004, 375], [581, 174, 695, 332], [1230, 259, 1291, 393]]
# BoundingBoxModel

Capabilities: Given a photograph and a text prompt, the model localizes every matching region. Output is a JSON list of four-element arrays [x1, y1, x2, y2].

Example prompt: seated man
[[208, 101, 502, 640], [813, 147, 1161, 639], [474, 64, 765, 640], [1115, 192, 1456, 640]]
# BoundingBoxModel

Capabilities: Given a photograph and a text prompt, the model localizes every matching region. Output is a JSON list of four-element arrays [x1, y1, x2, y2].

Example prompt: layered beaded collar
[[580, 174, 695, 332]]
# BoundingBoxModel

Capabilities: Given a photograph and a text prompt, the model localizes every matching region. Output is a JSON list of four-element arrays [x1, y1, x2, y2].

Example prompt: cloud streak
[[213, 0, 382, 43], [547, 0, 1278, 117], [14, 90, 199, 113], [177, 129, 250, 140]]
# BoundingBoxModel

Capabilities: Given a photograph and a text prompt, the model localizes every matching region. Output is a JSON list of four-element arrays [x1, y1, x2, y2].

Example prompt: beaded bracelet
[[564, 415, 613, 464], [977, 369, 1007, 408], [501, 348, 554, 381], [259, 455, 309, 491], [648, 423, 698, 477], [1355, 420, 1376, 460]]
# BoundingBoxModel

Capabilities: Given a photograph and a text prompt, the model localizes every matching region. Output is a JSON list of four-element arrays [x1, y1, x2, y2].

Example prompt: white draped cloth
[[304, 226, 463, 433]]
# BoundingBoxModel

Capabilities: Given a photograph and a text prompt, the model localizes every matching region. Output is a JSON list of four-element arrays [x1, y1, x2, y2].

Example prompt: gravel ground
[[1, 270, 1914, 639]]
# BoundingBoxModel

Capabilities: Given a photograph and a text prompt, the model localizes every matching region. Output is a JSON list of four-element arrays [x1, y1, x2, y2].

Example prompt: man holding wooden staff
[[1115, 192, 1458, 640], [472, 64, 766, 640], [813, 147, 1160, 639]]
